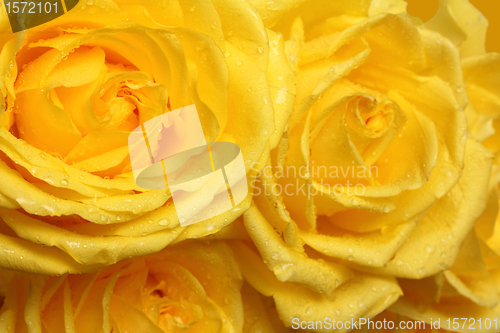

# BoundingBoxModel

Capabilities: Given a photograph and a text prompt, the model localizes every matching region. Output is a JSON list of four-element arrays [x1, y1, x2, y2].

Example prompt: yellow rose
[[0, 241, 285, 332], [225, 0, 497, 329], [0, 0, 295, 274]]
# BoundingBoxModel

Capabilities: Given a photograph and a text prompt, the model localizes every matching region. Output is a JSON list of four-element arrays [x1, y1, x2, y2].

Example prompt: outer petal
[[363, 139, 492, 278], [247, 0, 370, 32], [463, 53, 500, 117], [231, 240, 402, 331], [425, 0, 487, 58]]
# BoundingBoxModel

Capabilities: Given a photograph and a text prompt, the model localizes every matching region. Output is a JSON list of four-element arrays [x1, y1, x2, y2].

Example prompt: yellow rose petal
[[110, 295, 164, 333], [65, 131, 130, 164], [370, 139, 493, 278], [463, 53, 500, 117], [302, 219, 418, 267], [243, 204, 353, 296], [368, 0, 407, 16], [231, 240, 402, 329], [266, 29, 296, 150], [425, 0, 488, 58], [15, 88, 82, 156]]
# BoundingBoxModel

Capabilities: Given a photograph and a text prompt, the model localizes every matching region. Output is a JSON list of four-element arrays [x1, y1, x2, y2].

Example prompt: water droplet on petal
[[158, 218, 170, 226]]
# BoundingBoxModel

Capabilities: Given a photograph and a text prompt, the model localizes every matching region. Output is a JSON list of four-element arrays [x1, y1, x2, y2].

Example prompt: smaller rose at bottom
[[0, 241, 253, 332]]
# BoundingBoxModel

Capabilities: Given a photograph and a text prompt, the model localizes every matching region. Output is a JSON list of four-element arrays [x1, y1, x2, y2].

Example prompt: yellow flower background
[[0, 0, 499, 332]]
